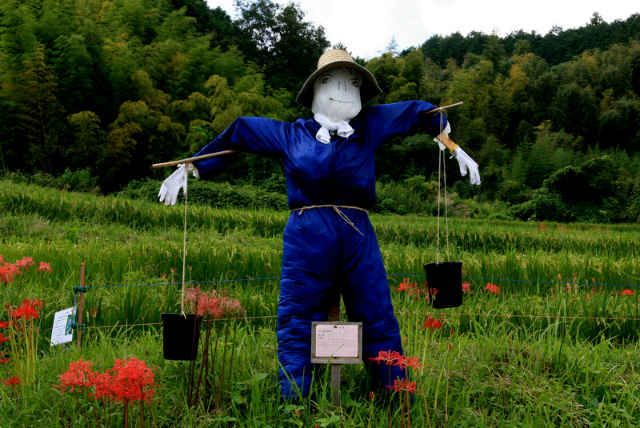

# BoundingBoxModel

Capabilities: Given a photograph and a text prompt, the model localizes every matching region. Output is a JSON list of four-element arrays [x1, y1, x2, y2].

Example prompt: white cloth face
[[311, 67, 362, 123]]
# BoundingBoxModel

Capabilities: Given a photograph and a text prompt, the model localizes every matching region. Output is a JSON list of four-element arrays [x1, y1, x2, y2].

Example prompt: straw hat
[[296, 49, 382, 109]]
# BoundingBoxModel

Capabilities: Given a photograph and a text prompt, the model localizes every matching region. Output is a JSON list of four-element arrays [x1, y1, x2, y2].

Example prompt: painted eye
[[318, 76, 331, 84], [352, 81, 360, 88]]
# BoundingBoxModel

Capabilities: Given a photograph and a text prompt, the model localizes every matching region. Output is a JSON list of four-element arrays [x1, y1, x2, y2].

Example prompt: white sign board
[[311, 322, 362, 364], [51, 307, 76, 346]]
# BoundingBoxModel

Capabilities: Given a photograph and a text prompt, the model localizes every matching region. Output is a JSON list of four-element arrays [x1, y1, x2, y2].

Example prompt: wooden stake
[[76, 263, 85, 350], [151, 101, 463, 169], [328, 291, 341, 407]]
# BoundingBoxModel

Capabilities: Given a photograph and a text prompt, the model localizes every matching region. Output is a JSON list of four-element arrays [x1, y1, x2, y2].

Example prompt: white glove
[[158, 163, 199, 206], [451, 147, 481, 185]]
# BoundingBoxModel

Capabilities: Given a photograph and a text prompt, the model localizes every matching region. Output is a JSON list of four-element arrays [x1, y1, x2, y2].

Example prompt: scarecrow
[[159, 49, 480, 399]]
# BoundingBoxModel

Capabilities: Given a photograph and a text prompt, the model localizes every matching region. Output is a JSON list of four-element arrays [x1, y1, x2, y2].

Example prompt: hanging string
[[435, 112, 451, 264], [436, 126, 442, 264], [181, 164, 190, 317], [443, 115, 451, 262]]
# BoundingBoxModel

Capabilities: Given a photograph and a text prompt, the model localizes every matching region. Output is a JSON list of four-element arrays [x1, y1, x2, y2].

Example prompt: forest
[[1, 0, 639, 223]]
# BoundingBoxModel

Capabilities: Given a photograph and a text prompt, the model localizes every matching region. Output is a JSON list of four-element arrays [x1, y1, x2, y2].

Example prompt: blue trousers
[[276, 207, 405, 398]]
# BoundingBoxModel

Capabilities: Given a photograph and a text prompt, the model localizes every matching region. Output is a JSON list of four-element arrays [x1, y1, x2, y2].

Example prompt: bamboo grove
[[1, 0, 640, 222]]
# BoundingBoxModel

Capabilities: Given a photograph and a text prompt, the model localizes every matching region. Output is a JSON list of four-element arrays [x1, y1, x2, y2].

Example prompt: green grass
[[2, 179, 640, 427]]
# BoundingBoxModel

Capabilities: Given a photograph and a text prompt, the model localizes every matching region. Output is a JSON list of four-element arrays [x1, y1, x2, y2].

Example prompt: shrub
[[117, 178, 288, 210]]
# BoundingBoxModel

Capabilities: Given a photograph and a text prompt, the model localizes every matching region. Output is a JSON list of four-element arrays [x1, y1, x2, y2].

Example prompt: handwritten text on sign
[[314, 324, 360, 358]]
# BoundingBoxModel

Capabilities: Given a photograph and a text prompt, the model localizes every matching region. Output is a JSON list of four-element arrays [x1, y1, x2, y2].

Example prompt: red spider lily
[[428, 287, 439, 299], [620, 289, 635, 296], [396, 278, 412, 292], [0, 263, 21, 284], [7, 300, 42, 320], [0, 332, 10, 344], [0, 255, 3, 264], [88, 372, 116, 401], [185, 287, 245, 319], [108, 357, 157, 403], [485, 283, 500, 294], [368, 350, 403, 365], [369, 350, 421, 372], [37, 262, 52, 273], [395, 356, 422, 371], [396, 279, 427, 299], [216, 297, 246, 318], [59, 358, 158, 404], [57, 359, 94, 394], [388, 379, 418, 394], [462, 282, 473, 294], [14, 257, 34, 269], [424, 314, 443, 329], [4, 377, 21, 386]]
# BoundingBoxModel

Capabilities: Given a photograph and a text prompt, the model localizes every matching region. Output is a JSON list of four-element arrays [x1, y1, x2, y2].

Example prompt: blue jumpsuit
[[192, 100, 448, 398]]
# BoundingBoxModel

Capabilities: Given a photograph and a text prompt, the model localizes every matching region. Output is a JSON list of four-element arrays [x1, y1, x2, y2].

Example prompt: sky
[[206, 0, 639, 59]]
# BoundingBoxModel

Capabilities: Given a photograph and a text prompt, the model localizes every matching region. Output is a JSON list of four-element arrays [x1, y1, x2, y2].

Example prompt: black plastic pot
[[424, 261, 463, 309], [162, 313, 201, 360]]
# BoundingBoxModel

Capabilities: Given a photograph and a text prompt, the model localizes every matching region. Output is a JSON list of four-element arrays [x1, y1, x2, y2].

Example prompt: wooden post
[[328, 291, 341, 407], [76, 263, 85, 350]]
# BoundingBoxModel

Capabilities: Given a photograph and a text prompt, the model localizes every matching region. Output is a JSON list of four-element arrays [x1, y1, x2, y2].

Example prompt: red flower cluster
[[0, 263, 20, 284], [389, 379, 418, 394], [620, 289, 635, 296], [0, 256, 52, 284], [57, 357, 158, 403], [0, 320, 10, 365], [38, 262, 52, 273], [368, 350, 422, 371], [396, 278, 429, 299], [109, 358, 157, 403], [6, 299, 42, 321], [462, 281, 473, 294], [485, 283, 500, 294], [3, 377, 20, 386], [58, 359, 94, 394], [184, 287, 245, 319], [424, 314, 444, 329]]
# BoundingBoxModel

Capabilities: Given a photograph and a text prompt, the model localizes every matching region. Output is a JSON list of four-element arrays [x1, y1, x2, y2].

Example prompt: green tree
[[552, 82, 598, 140], [233, 0, 329, 95], [52, 34, 96, 114], [66, 110, 106, 169], [10, 44, 66, 172]]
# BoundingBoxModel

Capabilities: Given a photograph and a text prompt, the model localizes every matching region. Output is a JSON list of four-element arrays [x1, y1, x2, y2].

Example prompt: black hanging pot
[[424, 261, 463, 309], [162, 313, 201, 360]]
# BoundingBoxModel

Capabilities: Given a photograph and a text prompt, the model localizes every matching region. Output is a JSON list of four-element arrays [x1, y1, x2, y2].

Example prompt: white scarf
[[314, 113, 354, 144]]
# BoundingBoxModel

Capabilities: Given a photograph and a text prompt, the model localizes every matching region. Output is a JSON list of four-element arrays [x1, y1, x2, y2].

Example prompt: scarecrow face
[[311, 67, 363, 122]]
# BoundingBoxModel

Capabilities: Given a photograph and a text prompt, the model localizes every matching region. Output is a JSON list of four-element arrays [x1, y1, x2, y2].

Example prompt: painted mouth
[[329, 98, 353, 104]]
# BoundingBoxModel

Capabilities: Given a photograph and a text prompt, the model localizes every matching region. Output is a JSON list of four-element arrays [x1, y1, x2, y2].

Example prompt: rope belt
[[291, 205, 368, 236]]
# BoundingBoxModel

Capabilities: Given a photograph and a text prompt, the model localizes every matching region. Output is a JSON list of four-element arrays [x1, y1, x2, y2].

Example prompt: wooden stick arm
[[423, 101, 463, 116], [151, 102, 464, 168], [152, 150, 239, 168]]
